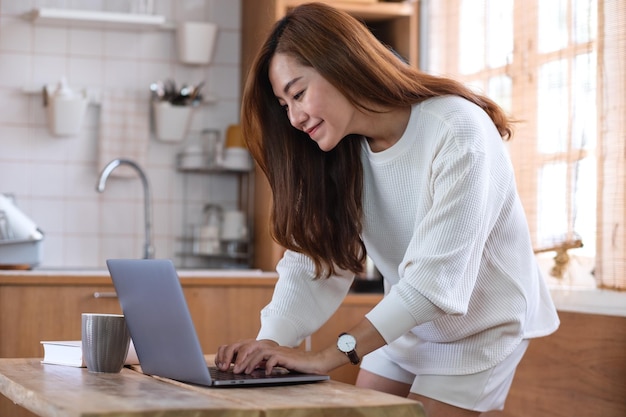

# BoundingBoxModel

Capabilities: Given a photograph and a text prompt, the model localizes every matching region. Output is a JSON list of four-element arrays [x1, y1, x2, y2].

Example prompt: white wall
[[0, 0, 242, 268]]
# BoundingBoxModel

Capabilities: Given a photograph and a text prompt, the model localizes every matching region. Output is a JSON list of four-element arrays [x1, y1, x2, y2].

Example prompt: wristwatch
[[337, 332, 360, 365]]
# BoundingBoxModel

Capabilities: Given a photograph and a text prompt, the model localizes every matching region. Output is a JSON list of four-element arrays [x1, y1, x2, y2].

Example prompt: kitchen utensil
[[163, 79, 176, 101], [189, 81, 205, 104], [170, 84, 190, 106], [149, 81, 165, 101]]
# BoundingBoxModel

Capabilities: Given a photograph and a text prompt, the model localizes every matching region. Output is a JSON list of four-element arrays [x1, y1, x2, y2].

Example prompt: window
[[423, 0, 625, 289]]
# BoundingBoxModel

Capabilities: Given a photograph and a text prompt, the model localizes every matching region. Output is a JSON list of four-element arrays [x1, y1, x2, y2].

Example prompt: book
[[40, 340, 139, 367]]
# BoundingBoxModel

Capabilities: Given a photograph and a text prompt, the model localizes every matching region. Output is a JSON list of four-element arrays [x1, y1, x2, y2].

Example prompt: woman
[[216, 3, 559, 416]]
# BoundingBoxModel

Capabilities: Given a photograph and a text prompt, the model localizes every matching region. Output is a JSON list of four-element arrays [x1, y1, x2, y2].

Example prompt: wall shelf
[[177, 161, 255, 270], [23, 8, 174, 31]]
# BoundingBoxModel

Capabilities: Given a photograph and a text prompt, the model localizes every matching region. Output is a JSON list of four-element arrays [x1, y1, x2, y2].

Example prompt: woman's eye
[[293, 90, 304, 100]]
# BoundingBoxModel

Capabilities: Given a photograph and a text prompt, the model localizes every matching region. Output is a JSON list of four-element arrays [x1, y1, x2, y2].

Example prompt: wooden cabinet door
[[0, 282, 122, 417], [183, 285, 275, 354], [0, 283, 122, 358], [0, 281, 275, 359]]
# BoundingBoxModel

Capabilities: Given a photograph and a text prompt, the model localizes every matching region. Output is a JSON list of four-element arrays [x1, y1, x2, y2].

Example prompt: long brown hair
[[242, 2, 513, 278]]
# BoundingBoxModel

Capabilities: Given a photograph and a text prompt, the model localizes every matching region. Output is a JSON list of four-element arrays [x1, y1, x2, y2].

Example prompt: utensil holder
[[153, 102, 193, 142], [47, 94, 88, 137]]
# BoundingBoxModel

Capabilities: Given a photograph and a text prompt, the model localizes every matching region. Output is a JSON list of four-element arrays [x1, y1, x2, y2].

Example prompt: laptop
[[106, 258, 329, 387]]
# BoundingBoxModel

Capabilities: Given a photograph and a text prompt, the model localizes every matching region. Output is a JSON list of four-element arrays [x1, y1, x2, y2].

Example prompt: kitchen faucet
[[96, 159, 155, 259]]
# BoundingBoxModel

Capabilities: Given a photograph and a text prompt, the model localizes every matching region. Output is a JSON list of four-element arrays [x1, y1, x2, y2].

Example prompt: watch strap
[[338, 332, 361, 365], [346, 349, 360, 365]]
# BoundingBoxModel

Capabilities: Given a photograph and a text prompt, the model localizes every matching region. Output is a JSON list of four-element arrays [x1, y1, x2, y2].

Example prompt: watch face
[[337, 334, 356, 352]]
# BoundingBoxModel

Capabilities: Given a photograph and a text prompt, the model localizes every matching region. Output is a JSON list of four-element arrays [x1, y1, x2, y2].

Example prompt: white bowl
[[222, 147, 252, 170]]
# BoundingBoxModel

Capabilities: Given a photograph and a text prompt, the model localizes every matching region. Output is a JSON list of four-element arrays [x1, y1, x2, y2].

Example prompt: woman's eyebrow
[[283, 76, 302, 94]]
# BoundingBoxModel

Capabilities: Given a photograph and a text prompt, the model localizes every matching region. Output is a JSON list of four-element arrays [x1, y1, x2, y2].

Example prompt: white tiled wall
[[0, 0, 242, 268]]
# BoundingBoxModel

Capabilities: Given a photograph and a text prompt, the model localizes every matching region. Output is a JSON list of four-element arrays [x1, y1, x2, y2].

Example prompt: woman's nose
[[288, 105, 307, 128]]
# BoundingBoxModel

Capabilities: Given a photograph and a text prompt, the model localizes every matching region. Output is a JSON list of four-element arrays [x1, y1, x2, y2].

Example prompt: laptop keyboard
[[209, 366, 291, 381]]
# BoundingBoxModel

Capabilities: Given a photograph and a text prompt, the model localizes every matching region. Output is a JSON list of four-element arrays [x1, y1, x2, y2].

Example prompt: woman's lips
[[306, 121, 322, 138]]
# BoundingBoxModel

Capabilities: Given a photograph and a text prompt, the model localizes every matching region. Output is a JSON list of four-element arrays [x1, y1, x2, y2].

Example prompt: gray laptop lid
[[106, 259, 329, 387]]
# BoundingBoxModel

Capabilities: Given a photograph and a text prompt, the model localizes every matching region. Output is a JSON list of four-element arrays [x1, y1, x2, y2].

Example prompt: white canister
[[46, 78, 88, 137], [177, 22, 218, 65], [220, 210, 247, 241]]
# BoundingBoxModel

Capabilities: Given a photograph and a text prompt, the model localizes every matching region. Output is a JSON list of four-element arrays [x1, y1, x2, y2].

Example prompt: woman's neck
[[360, 106, 412, 152]]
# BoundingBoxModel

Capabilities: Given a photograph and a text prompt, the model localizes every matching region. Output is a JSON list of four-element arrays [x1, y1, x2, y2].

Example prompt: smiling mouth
[[306, 122, 322, 137]]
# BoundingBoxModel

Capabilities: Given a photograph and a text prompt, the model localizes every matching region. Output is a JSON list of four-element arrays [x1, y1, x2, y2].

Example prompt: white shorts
[[359, 339, 529, 412]]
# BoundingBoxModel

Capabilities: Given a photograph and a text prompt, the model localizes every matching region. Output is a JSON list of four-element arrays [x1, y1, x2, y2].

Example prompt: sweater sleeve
[[256, 250, 354, 347]]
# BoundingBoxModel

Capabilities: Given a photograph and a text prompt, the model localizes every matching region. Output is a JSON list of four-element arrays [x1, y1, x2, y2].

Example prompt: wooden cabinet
[[484, 311, 626, 417], [0, 273, 379, 416], [242, 0, 419, 75], [0, 277, 121, 417], [179, 280, 276, 353], [0, 274, 274, 417], [0, 276, 278, 359], [0, 278, 122, 359], [241, 0, 420, 271]]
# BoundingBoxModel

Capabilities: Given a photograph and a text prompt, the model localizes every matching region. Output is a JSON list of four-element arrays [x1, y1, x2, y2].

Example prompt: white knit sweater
[[257, 96, 560, 375]]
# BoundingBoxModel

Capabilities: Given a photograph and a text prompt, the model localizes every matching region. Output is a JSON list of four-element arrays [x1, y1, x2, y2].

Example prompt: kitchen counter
[[1, 269, 624, 316], [0, 268, 278, 287], [548, 285, 626, 317], [0, 269, 383, 306], [0, 268, 276, 278]]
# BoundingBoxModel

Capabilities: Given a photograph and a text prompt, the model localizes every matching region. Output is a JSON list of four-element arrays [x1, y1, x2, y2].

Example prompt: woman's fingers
[[217, 339, 279, 374], [215, 339, 250, 370]]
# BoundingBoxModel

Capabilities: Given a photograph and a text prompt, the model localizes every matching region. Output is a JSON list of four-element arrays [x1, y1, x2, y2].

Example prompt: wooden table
[[0, 358, 425, 417]]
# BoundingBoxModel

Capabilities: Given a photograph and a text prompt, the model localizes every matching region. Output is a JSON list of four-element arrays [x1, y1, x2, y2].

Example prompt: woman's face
[[269, 53, 356, 152]]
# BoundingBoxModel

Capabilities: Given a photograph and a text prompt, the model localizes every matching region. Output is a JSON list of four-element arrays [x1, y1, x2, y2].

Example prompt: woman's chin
[[313, 137, 340, 152]]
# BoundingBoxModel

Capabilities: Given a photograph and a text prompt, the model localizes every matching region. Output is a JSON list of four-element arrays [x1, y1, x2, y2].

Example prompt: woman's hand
[[215, 339, 277, 372], [215, 339, 330, 375]]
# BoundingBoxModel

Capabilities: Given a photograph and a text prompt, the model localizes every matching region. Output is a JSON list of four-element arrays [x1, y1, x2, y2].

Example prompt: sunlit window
[[425, 0, 602, 285]]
